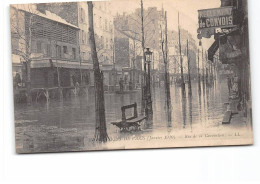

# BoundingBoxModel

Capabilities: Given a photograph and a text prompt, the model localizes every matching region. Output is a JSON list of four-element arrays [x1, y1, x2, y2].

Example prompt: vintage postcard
[[10, 0, 253, 153]]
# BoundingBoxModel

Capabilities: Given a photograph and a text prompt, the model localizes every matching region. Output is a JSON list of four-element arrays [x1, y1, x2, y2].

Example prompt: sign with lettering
[[198, 7, 234, 29], [215, 26, 238, 34]]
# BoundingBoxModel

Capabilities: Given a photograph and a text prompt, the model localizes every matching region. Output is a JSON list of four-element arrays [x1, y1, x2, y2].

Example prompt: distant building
[[114, 7, 165, 71], [93, 2, 114, 66], [114, 7, 166, 86], [167, 29, 198, 79], [34, 2, 115, 87], [113, 28, 143, 86]]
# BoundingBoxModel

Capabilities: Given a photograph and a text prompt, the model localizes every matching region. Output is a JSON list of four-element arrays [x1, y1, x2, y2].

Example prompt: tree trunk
[[25, 15, 33, 105], [26, 59, 32, 105], [163, 11, 172, 122], [205, 51, 209, 86], [197, 49, 201, 95], [202, 48, 206, 93], [87, 2, 109, 142], [141, 0, 147, 116], [178, 12, 186, 98], [187, 39, 192, 96]]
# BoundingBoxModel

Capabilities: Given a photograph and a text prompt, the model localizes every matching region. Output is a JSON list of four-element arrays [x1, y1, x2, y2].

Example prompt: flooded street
[[14, 79, 252, 153]]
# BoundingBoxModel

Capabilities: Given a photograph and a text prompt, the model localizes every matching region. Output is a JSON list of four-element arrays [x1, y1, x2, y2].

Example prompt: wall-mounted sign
[[215, 26, 238, 34], [197, 6, 235, 39], [198, 7, 234, 29]]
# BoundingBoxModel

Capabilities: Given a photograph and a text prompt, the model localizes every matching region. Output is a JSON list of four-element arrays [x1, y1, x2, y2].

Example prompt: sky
[[110, 0, 221, 49]]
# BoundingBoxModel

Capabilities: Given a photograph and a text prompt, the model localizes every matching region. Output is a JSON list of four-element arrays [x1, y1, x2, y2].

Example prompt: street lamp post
[[145, 48, 153, 120], [132, 57, 135, 89]]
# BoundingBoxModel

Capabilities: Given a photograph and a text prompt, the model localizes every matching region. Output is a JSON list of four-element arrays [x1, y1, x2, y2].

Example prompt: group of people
[[119, 77, 135, 92], [227, 74, 240, 97]]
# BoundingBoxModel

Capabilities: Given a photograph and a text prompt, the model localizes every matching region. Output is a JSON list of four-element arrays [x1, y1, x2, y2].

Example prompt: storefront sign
[[215, 26, 238, 34], [198, 7, 234, 29]]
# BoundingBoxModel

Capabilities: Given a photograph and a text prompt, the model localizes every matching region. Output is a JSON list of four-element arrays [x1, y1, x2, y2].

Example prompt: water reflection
[[15, 79, 232, 152], [188, 94, 193, 131], [181, 94, 187, 129]]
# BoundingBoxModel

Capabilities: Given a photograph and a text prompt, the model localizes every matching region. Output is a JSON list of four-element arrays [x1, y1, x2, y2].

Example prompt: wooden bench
[[111, 103, 146, 131]]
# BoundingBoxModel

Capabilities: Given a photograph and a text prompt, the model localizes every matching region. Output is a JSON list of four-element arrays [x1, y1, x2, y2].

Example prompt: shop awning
[[208, 40, 219, 62]]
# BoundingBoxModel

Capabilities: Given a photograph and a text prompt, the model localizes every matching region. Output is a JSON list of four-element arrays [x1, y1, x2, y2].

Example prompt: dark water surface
[[14, 80, 249, 153]]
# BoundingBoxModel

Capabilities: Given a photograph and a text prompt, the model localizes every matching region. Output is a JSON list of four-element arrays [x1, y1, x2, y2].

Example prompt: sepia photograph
[[10, 0, 253, 154]]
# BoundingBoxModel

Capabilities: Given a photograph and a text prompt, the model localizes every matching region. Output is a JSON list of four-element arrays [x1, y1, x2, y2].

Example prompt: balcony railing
[[31, 57, 93, 70]]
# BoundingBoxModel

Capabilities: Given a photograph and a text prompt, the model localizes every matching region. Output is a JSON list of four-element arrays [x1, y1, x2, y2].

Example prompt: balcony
[[31, 58, 93, 70]]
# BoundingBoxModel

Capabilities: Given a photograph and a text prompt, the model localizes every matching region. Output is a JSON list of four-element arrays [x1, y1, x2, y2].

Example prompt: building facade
[[201, 0, 251, 119], [11, 4, 80, 92], [31, 2, 115, 88]]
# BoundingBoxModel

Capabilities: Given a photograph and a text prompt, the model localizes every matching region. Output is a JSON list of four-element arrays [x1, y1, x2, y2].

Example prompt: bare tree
[[114, 1, 159, 56], [141, 0, 147, 115], [160, 11, 172, 122], [178, 12, 186, 97], [87, 1, 109, 142], [197, 48, 201, 95], [10, 5, 40, 105], [187, 39, 192, 96]]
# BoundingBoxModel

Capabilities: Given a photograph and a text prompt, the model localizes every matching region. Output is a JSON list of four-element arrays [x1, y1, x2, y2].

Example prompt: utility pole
[[178, 12, 186, 97], [202, 47, 205, 85], [132, 37, 136, 89], [112, 38, 116, 92], [55, 44, 63, 101], [164, 11, 172, 113], [197, 48, 201, 94], [187, 39, 192, 96], [152, 51, 155, 88], [79, 46, 83, 85], [88, 1, 109, 142], [205, 50, 208, 85], [159, 11, 172, 123], [141, 0, 147, 115]]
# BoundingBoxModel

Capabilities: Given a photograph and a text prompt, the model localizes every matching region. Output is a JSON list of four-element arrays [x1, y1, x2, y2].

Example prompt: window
[[106, 38, 108, 49], [36, 41, 42, 53], [99, 17, 102, 29], [81, 30, 84, 43], [63, 46, 68, 54], [72, 48, 76, 60], [105, 19, 107, 31], [85, 33, 88, 44], [11, 37, 19, 53], [81, 30, 86, 43], [47, 44, 51, 57], [109, 21, 112, 32], [82, 52, 85, 61], [80, 8, 85, 23], [101, 36, 104, 48], [56, 45, 61, 58]]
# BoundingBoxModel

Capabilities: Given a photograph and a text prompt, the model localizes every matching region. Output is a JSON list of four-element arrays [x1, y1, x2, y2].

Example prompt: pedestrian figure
[[233, 74, 240, 98], [129, 81, 133, 91], [119, 78, 124, 93], [75, 81, 80, 95], [14, 72, 21, 89], [227, 76, 232, 93]]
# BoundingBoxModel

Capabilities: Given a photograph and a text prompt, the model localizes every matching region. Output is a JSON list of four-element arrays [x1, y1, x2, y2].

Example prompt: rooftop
[[11, 4, 79, 29]]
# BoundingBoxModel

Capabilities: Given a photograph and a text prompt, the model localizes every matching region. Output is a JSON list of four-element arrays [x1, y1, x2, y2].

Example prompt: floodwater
[[14, 79, 252, 153]]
